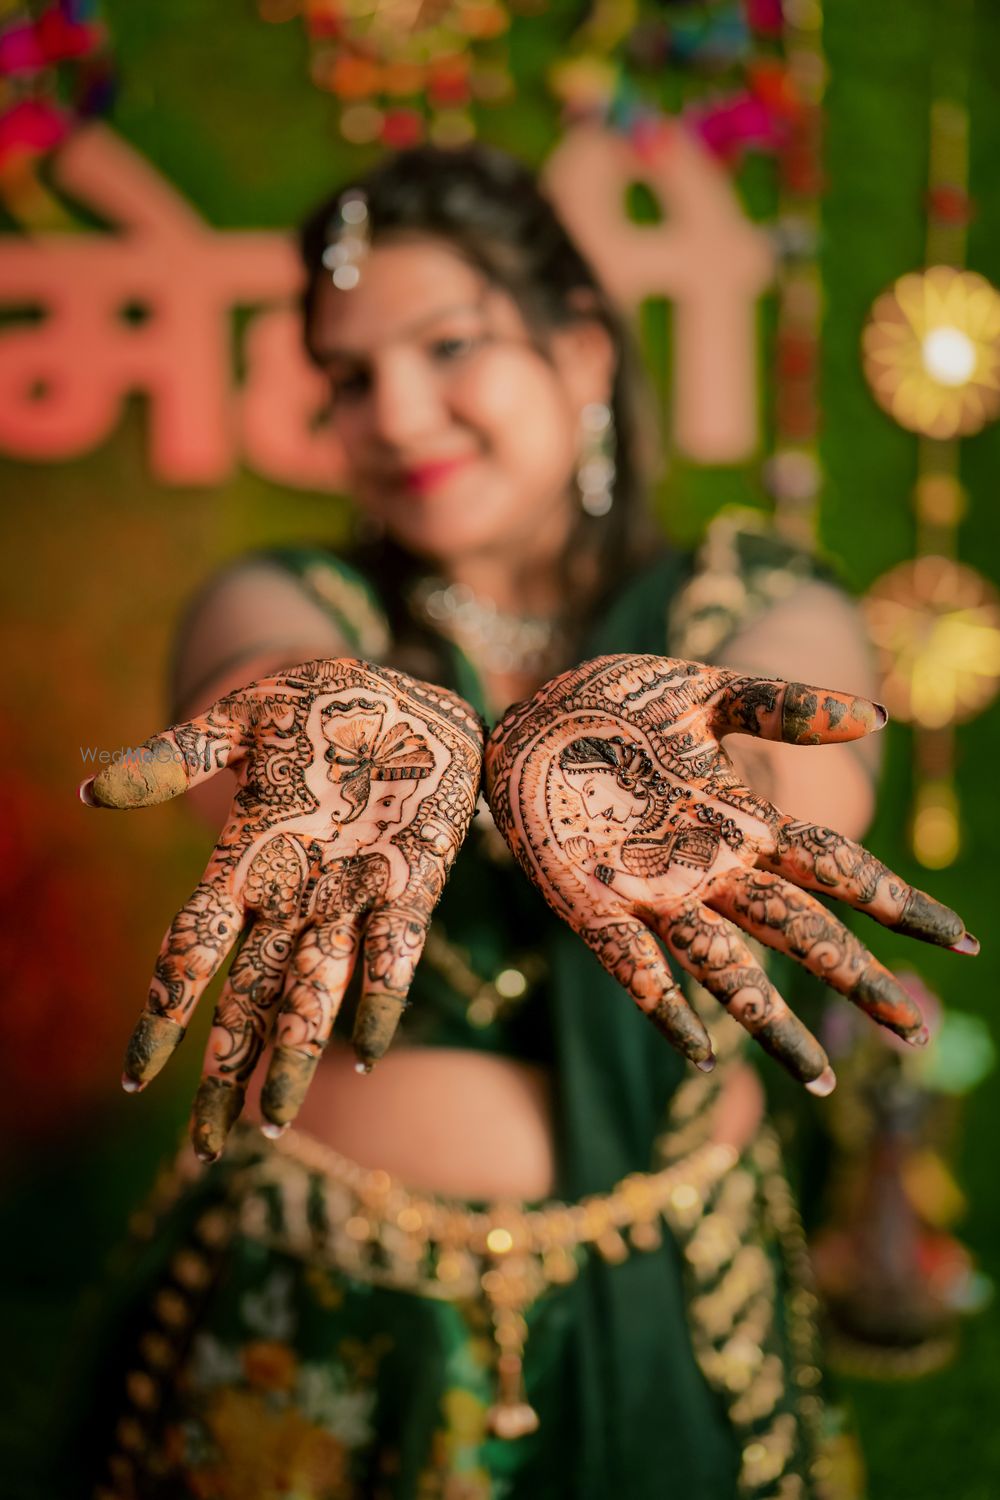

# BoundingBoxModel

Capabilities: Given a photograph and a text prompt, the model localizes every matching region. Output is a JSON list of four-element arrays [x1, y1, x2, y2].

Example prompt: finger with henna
[[704, 868, 928, 1043], [713, 675, 886, 747], [578, 915, 715, 1070], [759, 814, 974, 951], [123, 875, 243, 1092], [83, 708, 244, 809], [191, 918, 296, 1161], [646, 901, 834, 1093], [352, 906, 429, 1071], [260, 919, 360, 1131]]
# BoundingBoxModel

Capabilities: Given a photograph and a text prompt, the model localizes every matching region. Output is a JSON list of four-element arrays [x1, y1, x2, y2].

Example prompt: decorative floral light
[[862, 266, 1000, 441], [548, 0, 799, 168], [860, 82, 997, 870], [0, 0, 113, 226], [260, 0, 528, 147], [862, 557, 1000, 730]]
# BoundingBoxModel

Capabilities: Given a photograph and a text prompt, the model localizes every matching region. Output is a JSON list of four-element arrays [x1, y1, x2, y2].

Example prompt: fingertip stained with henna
[[848, 968, 923, 1037], [191, 1076, 245, 1161], [261, 1046, 318, 1128], [124, 1013, 186, 1088], [352, 993, 406, 1068], [92, 743, 188, 808], [897, 888, 966, 947]]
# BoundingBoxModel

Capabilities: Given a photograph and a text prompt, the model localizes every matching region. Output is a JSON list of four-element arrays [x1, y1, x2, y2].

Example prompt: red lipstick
[[400, 454, 474, 494]]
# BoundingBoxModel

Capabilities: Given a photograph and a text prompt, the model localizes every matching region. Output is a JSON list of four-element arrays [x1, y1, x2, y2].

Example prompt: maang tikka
[[321, 189, 371, 291], [577, 401, 616, 516]]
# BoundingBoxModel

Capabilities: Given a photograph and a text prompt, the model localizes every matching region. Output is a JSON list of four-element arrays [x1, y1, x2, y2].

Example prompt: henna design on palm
[[83, 660, 484, 1159], [485, 654, 977, 1092]]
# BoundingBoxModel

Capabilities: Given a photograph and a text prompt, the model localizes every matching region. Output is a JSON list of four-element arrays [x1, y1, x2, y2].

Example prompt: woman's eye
[[431, 335, 481, 361]]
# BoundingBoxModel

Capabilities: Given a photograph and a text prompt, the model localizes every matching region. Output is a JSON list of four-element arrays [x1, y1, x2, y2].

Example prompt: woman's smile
[[399, 453, 478, 494]]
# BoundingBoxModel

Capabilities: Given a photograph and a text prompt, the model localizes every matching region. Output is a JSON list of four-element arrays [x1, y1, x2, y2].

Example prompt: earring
[[577, 402, 616, 516], [322, 189, 371, 291]]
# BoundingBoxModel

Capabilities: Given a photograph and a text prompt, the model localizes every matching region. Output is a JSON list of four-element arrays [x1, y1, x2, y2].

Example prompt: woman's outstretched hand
[[485, 654, 977, 1092], [81, 660, 484, 1159]]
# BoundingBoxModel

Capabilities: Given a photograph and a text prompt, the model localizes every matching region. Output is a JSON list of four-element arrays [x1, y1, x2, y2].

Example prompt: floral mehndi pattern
[[485, 654, 975, 1091], [83, 660, 484, 1159]]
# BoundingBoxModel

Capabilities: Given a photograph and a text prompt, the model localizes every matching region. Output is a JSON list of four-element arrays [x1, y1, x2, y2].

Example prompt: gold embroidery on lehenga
[[101, 919, 851, 1495], [101, 1067, 853, 1498], [100, 1157, 241, 1500], [241, 1122, 741, 1440]]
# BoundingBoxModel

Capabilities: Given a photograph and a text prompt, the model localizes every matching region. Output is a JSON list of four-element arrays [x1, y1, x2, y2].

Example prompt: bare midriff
[[244, 1043, 765, 1201]]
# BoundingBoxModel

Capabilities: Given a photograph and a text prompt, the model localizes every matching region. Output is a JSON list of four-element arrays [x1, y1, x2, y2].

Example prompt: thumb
[[80, 710, 244, 810]]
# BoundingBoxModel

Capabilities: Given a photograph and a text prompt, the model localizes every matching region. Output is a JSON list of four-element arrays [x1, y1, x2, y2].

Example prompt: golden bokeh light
[[863, 555, 1000, 728], [862, 266, 1000, 439]]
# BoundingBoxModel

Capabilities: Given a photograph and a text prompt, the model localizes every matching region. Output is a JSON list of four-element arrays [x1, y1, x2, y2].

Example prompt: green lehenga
[[84, 521, 864, 1500], [95, 1040, 854, 1499]]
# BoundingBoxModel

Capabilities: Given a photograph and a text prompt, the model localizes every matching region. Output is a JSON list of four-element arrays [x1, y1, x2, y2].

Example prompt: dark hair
[[298, 144, 663, 683], [559, 735, 653, 793]]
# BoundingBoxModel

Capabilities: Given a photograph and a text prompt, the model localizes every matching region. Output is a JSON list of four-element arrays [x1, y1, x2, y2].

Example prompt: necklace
[[408, 575, 564, 675]]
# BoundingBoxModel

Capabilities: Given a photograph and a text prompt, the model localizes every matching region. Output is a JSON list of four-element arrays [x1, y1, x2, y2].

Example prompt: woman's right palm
[[83, 658, 484, 1160]]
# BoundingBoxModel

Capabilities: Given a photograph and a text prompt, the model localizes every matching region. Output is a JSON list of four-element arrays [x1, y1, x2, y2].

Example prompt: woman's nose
[[370, 354, 444, 449]]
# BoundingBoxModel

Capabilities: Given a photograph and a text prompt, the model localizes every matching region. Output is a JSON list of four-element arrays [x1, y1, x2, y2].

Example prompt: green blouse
[[246, 540, 697, 1200]]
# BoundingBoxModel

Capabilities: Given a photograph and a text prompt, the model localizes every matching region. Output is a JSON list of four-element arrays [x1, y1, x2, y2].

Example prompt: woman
[[78, 144, 973, 1500]]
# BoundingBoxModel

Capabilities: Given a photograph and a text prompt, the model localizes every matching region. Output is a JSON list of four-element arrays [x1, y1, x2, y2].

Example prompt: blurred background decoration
[[2, 1, 999, 1496], [857, 21, 1000, 873], [0, 0, 114, 226]]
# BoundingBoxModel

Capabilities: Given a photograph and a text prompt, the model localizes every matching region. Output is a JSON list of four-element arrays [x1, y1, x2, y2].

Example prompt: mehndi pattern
[[485, 654, 972, 1090], [85, 659, 484, 1158]]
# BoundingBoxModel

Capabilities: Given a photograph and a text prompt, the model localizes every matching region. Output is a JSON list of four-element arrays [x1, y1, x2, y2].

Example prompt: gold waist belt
[[237, 1127, 740, 1441]]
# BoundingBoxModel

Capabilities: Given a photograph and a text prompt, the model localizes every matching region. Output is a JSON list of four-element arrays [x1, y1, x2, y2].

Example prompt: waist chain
[[113, 984, 843, 1495], [237, 1124, 740, 1441], [231, 974, 748, 1441]]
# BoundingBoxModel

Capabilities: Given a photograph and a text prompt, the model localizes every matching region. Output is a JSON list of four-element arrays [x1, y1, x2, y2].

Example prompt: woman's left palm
[[485, 653, 972, 1088]]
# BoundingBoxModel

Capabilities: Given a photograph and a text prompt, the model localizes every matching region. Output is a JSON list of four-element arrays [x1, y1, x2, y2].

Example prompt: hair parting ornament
[[322, 188, 371, 290]]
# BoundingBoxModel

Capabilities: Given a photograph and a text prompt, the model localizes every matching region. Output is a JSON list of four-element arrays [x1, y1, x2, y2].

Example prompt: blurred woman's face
[[309, 237, 613, 564]]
